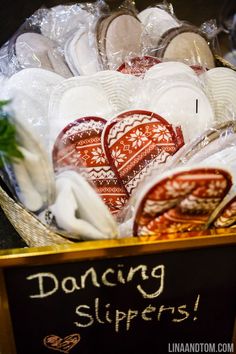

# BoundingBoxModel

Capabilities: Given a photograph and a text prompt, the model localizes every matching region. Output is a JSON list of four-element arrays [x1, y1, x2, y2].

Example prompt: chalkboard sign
[[0, 233, 236, 354]]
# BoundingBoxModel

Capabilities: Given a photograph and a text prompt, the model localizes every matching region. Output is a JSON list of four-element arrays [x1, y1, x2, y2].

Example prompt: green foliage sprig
[[0, 101, 23, 167]]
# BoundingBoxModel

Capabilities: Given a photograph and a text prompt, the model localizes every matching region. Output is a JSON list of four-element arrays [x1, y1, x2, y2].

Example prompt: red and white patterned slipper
[[117, 56, 161, 77], [103, 110, 184, 196], [133, 167, 232, 237], [52, 117, 128, 214]]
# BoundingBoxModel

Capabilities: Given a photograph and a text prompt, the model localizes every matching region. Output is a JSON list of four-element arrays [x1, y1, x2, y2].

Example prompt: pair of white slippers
[[15, 32, 72, 78]]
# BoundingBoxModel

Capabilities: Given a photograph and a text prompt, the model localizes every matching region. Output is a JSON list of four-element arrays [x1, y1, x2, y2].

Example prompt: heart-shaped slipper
[[96, 11, 142, 70], [133, 167, 232, 237], [53, 117, 128, 213], [44, 333, 80, 353], [156, 25, 215, 69], [103, 110, 183, 196]]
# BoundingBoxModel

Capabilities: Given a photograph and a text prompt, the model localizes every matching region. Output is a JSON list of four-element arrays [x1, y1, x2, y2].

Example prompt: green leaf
[[0, 103, 24, 167], [0, 100, 11, 109]]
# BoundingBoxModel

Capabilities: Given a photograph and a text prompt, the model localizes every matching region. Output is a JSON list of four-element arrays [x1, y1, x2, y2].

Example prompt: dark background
[[0, 0, 234, 249]]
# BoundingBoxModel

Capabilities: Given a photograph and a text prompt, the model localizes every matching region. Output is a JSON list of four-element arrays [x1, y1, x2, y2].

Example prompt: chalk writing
[[73, 295, 200, 333], [26, 264, 201, 335], [26, 264, 165, 299]]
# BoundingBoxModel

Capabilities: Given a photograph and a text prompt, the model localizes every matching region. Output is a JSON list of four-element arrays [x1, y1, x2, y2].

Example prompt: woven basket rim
[[0, 182, 73, 246]]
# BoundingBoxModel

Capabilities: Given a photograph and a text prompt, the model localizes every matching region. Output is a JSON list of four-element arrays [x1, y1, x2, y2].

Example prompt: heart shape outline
[[44, 334, 81, 353]]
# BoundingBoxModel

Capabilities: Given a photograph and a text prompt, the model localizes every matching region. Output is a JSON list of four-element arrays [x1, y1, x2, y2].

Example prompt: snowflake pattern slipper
[[52, 117, 128, 214], [103, 110, 183, 196], [133, 167, 232, 237]]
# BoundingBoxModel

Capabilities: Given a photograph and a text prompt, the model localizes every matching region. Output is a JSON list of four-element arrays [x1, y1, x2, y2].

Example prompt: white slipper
[[15, 32, 72, 77], [50, 170, 118, 240], [49, 70, 138, 145], [146, 80, 214, 142], [65, 28, 101, 76], [50, 182, 105, 240], [96, 12, 142, 70]]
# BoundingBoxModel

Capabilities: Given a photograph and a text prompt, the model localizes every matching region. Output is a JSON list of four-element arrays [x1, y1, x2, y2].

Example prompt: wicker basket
[[214, 53, 236, 71], [0, 185, 73, 247]]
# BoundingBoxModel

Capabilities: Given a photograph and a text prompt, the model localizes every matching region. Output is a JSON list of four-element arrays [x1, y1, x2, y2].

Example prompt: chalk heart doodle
[[43, 334, 81, 353]]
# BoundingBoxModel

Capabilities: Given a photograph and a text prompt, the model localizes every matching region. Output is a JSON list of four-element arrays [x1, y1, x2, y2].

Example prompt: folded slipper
[[144, 61, 197, 80], [146, 80, 214, 142], [49, 181, 105, 240], [3, 142, 54, 212], [50, 170, 118, 240]]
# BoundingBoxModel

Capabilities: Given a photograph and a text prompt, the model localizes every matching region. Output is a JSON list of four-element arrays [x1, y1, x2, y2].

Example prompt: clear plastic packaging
[[0, 1, 108, 78], [138, 2, 182, 57], [0, 112, 55, 213], [0, 67, 64, 151], [138, 2, 217, 70], [166, 120, 236, 170], [96, 10, 143, 70], [1, 0, 236, 244], [48, 70, 138, 148], [60, 1, 109, 76], [129, 61, 213, 143]]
